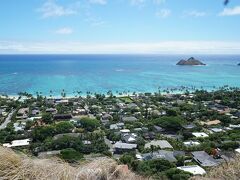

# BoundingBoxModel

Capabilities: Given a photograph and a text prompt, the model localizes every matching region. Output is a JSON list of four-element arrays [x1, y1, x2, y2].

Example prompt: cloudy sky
[[0, 0, 240, 54]]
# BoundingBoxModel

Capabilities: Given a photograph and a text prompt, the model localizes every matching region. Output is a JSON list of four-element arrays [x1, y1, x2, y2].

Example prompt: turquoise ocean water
[[0, 55, 239, 96]]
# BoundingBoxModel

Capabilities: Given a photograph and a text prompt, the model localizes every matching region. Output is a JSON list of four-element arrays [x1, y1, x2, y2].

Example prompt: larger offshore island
[[1, 85, 240, 179]]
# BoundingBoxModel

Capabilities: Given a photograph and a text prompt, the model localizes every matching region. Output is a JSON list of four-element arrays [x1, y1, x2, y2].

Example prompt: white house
[[3, 139, 31, 148], [184, 141, 200, 147], [192, 132, 209, 138], [177, 165, 206, 175]]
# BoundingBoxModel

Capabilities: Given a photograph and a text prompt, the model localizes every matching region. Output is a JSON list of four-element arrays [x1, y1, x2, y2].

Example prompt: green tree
[[154, 116, 185, 131], [80, 117, 100, 131], [42, 113, 52, 124], [32, 125, 55, 142], [60, 148, 83, 162], [55, 121, 74, 134]]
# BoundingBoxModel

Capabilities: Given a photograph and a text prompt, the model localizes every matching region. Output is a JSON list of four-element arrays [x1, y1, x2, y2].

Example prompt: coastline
[[0, 85, 236, 99]]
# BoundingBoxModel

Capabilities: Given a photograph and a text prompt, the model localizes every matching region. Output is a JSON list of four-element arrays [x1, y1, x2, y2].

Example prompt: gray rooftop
[[122, 116, 138, 122], [144, 140, 173, 149], [114, 142, 137, 150], [192, 151, 219, 167], [142, 150, 177, 162]]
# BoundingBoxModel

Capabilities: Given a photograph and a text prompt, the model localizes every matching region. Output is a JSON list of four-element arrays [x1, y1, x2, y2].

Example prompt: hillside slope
[[0, 147, 144, 180], [192, 155, 240, 180]]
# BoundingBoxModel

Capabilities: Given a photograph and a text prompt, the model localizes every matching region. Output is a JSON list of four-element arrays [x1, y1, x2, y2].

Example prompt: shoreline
[[0, 86, 237, 99]]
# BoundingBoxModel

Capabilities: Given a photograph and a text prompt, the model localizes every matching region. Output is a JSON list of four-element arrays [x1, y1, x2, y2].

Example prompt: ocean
[[0, 54, 239, 96]]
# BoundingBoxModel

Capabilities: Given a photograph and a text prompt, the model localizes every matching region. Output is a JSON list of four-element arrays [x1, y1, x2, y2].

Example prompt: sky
[[0, 0, 240, 54]]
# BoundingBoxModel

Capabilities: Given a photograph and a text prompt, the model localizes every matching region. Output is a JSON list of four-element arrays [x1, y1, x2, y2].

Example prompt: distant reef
[[176, 57, 206, 66]]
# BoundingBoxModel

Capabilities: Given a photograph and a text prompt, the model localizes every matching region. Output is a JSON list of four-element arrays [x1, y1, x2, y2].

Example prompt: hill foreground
[[0, 146, 144, 180]]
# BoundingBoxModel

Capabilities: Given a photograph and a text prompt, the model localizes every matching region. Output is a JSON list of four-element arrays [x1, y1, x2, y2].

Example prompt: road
[[0, 110, 15, 130]]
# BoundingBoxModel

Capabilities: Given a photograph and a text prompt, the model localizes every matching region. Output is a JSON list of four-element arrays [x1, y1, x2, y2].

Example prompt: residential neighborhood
[[1, 87, 240, 179]]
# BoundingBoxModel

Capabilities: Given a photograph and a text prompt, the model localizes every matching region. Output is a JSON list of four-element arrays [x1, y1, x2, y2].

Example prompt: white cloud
[[89, 0, 107, 5], [1, 41, 240, 54], [183, 10, 207, 17], [37, 0, 77, 18], [156, 9, 171, 18], [219, 6, 240, 16], [55, 27, 73, 35]]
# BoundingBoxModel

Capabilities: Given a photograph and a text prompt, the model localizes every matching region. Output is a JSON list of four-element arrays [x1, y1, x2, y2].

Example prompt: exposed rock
[[177, 57, 206, 66]]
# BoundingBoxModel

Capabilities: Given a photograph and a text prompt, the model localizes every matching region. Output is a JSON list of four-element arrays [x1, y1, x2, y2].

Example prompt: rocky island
[[177, 57, 206, 66]]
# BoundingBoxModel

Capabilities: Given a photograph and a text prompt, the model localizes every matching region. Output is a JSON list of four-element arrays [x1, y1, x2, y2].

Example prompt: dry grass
[[192, 155, 240, 180], [0, 147, 145, 180]]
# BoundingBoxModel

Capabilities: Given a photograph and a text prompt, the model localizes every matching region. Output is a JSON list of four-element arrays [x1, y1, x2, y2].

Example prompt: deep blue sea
[[0, 54, 240, 96]]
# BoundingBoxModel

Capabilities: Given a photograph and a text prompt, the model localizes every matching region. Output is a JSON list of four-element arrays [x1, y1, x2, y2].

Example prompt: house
[[144, 140, 173, 149], [55, 99, 69, 104], [235, 148, 240, 154], [142, 150, 184, 162], [184, 141, 200, 147], [127, 103, 138, 109], [16, 108, 29, 119], [122, 116, 138, 122], [53, 114, 72, 120], [234, 111, 240, 118], [113, 142, 137, 154], [177, 165, 206, 176], [110, 123, 124, 130], [192, 132, 209, 138], [153, 125, 165, 132], [101, 113, 113, 125], [122, 133, 137, 143], [13, 122, 26, 131], [46, 108, 57, 114], [192, 151, 219, 167], [120, 129, 131, 135], [3, 139, 31, 148], [183, 124, 196, 130], [229, 124, 240, 129], [72, 108, 87, 116], [31, 109, 40, 116], [210, 128, 223, 133], [203, 120, 221, 126], [143, 132, 156, 140]]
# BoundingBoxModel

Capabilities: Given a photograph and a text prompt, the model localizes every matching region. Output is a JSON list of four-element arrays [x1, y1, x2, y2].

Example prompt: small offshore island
[[1, 87, 240, 179], [177, 57, 206, 66]]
